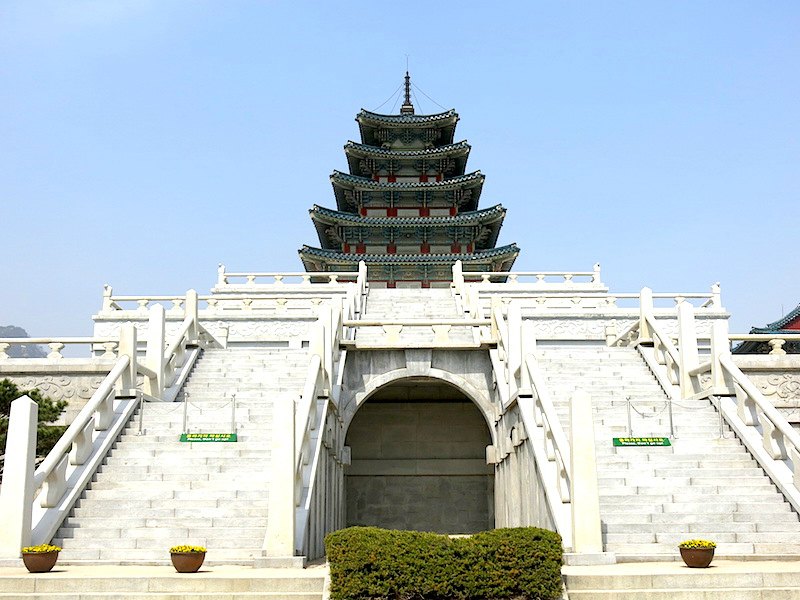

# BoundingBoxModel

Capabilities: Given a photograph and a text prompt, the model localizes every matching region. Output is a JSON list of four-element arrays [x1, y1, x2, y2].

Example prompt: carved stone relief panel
[[2, 373, 106, 426], [741, 372, 800, 408], [227, 321, 311, 341]]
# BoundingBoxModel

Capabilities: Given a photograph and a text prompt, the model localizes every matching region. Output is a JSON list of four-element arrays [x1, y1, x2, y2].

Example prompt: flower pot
[[679, 547, 714, 568], [170, 551, 206, 573], [22, 551, 59, 573]]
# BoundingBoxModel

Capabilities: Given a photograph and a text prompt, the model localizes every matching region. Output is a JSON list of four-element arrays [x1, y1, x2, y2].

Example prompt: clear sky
[[1, 1, 798, 338]]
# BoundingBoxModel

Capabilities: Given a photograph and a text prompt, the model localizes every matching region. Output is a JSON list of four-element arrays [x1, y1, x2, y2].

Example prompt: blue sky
[[1, 1, 798, 337]]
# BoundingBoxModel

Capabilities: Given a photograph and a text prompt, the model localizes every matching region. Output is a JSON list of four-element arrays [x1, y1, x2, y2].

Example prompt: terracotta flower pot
[[22, 551, 59, 573], [170, 551, 206, 573], [679, 547, 714, 568]]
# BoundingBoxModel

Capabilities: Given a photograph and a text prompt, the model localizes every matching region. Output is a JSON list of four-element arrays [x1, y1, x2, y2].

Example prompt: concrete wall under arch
[[344, 378, 494, 533]]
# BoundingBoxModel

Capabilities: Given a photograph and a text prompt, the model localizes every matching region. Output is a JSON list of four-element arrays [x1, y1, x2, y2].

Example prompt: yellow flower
[[169, 545, 206, 553], [22, 544, 61, 553], [678, 539, 716, 549]]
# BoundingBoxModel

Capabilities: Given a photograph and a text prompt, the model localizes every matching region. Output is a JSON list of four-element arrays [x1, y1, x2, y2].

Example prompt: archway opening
[[344, 377, 494, 534]]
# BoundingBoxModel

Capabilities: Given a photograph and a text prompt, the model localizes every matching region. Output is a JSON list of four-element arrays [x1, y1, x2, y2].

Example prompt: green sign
[[613, 437, 671, 447], [180, 433, 238, 443]]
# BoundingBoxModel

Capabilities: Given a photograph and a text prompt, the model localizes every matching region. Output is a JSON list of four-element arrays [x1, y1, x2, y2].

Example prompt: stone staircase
[[51, 347, 311, 566], [537, 342, 800, 560], [357, 287, 474, 346]]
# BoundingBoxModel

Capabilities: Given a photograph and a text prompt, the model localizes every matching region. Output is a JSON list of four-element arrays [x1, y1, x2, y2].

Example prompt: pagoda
[[299, 73, 519, 287]]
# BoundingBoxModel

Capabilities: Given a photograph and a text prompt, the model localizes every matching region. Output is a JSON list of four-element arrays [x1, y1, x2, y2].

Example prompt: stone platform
[[0, 563, 328, 599], [563, 559, 800, 598]]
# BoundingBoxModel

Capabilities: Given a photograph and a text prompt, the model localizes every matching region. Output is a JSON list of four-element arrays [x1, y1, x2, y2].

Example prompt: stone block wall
[[345, 401, 494, 533]]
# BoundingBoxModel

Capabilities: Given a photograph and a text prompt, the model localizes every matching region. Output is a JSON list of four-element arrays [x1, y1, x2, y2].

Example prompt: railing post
[[217, 263, 226, 286], [144, 304, 165, 398], [677, 301, 700, 399], [0, 396, 38, 557], [358, 260, 367, 287], [639, 287, 653, 342], [592, 262, 602, 284], [508, 301, 522, 400], [102, 284, 113, 312], [519, 320, 536, 396], [452, 260, 464, 291], [569, 390, 603, 554], [710, 319, 734, 395], [490, 296, 501, 341], [117, 323, 138, 396], [711, 282, 721, 309], [263, 397, 296, 562], [185, 289, 199, 342]]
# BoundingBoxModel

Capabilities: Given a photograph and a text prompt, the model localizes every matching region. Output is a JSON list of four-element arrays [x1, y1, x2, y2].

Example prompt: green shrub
[[325, 526, 563, 600]]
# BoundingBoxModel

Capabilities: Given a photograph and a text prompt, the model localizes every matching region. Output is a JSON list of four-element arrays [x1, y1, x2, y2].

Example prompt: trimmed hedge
[[325, 526, 563, 600]]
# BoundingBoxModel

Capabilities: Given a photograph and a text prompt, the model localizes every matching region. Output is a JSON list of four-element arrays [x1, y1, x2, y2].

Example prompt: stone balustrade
[[470, 263, 602, 286], [0, 338, 118, 360], [266, 262, 366, 562], [729, 333, 800, 355], [216, 264, 357, 286], [614, 298, 800, 518]]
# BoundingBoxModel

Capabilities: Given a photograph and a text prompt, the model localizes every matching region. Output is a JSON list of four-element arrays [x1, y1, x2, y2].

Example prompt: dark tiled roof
[[356, 109, 458, 126], [344, 140, 470, 159], [299, 244, 519, 264], [762, 303, 800, 331], [331, 170, 484, 190], [309, 204, 506, 227]]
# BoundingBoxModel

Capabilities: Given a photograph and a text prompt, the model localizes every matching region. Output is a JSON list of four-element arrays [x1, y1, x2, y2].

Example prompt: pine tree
[[0, 378, 68, 460]]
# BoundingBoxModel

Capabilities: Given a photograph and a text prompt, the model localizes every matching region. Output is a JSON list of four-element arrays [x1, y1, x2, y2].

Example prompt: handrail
[[290, 261, 366, 558], [471, 266, 602, 285], [646, 311, 681, 365], [0, 338, 118, 360], [164, 316, 193, 360], [0, 337, 115, 344], [524, 353, 572, 496], [608, 319, 640, 347], [729, 333, 800, 355], [729, 334, 800, 341], [295, 354, 323, 472], [720, 353, 800, 458], [32, 357, 131, 489], [217, 265, 358, 286], [634, 299, 800, 512]]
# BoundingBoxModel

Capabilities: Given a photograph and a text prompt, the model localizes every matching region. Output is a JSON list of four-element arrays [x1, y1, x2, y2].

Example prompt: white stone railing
[[0, 295, 211, 556], [729, 333, 800, 355], [663, 302, 800, 513], [487, 303, 604, 557], [264, 262, 367, 564], [615, 297, 800, 515], [716, 353, 800, 511], [101, 285, 189, 313], [0, 344, 139, 554], [0, 338, 118, 360], [467, 264, 602, 286], [216, 264, 358, 287]]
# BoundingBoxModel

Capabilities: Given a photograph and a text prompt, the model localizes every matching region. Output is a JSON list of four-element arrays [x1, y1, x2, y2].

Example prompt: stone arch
[[343, 372, 496, 534], [343, 367, 498, 446]]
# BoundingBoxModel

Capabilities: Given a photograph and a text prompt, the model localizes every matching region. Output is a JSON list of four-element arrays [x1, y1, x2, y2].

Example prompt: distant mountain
[[0, 326, 46, 358]]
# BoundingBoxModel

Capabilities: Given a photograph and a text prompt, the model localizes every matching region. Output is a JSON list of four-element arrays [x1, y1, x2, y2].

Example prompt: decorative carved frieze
[[742, 372, 800, 406], [227, 321, 310, 341]]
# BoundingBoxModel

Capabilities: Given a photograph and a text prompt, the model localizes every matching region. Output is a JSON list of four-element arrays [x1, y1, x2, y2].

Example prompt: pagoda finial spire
[[400, 70, 415, 114]]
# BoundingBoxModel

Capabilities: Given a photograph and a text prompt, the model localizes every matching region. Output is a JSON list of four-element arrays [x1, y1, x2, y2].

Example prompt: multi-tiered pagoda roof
[[299, 73, 518, 287]]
